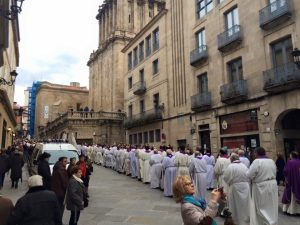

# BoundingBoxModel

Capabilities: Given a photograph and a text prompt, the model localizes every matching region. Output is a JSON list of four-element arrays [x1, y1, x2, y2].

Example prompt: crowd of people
[[77, 143, 300, 225], [1, 140, 299, 225], [0, 141, 92, 225]]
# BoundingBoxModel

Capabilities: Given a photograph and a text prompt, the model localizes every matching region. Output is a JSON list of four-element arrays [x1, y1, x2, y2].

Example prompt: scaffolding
[[28, 81, 41, 137]]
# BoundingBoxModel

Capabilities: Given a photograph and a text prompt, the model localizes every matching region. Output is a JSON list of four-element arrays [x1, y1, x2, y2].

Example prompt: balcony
[[133, 81, 146, 95], [191, 92, 211, 112], [218, 25, 243, 53], [124, 108, 162, 129], [220, 79, 247, 104], [263, 62, 300, 94], [259, 0, 292, 30], [190, 45, 208, 67]]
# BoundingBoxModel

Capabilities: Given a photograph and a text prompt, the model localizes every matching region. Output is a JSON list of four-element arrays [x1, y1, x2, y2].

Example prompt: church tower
[[88, 0, 165, 112]]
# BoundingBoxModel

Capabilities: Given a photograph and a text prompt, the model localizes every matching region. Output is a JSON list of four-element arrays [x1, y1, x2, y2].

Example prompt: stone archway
[[274, 109, 300, 160]]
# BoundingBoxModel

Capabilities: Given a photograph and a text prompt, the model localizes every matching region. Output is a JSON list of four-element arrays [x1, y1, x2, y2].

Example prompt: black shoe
[[15, 183, 18, 189]]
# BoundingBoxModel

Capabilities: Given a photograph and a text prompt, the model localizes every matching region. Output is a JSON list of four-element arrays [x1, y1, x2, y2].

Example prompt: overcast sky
[[15, 0, 104, 105]]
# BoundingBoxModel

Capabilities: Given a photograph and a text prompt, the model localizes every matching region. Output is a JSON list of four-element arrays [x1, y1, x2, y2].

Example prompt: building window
[[140, 100, 145, 114], [271, 37, 293, 67], [146, 35, 151, 57], [139, 41, 144, 62], [225, 7, 239, 35], [144, 131, 148, 144], [139, 69, 144, 83], [153, 93, 160, 109], [152, 59, 159, 75], [197, 0, 213, 19], [128, 105, 133, 118], [227, 58, 243, 82], [133, 47, 138, 67], [149, 130, 154, 143], [155, 129, 161, 142], [128, 52, 132, 70], [138, 133, 143, 144], [196, 29, 206, 48], [133, 134, 138, 144], [153, 28, 159, 51], [128, 77, 133, 89], [197, 73, 208, 93], [129, 134, 133, 145]]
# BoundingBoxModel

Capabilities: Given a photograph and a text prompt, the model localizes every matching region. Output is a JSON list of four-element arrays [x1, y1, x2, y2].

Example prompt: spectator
[[0, 149, 9, 189], [51, 157, 69, 219], [9, 149, 24, 189], [275, 153, 285, 186], [37, 152, 52, 190], [77, 155, 92, 196], [0, 193, 14, 225], [67, 157, 77, 178], [7, 175, 62, 225], [66, 166, 87, 225], [173, 175, 220, 225]]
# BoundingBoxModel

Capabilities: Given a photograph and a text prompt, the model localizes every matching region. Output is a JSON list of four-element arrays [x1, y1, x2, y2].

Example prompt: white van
[[29, 142, 79, 175]]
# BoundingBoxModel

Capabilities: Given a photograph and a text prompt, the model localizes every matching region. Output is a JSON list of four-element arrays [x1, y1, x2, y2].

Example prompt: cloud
[[15, 0, 103, 105]]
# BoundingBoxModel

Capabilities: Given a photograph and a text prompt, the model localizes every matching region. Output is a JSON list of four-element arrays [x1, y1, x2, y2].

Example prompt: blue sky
[[15, 0, 103, 105]]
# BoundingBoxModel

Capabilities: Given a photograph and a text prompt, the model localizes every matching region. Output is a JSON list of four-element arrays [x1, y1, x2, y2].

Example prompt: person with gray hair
[[238, 150, 250, 168], [7, 175, 62, 225], [224, 153, 250, 225]]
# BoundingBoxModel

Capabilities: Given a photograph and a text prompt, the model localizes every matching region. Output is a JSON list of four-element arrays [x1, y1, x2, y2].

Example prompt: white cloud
[[15, 0, 103, 105]]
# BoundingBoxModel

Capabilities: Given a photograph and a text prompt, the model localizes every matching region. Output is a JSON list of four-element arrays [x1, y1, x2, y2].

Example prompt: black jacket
[[66, 176, 85, 211], [7, 186, 62, 225], [38, 160, 52, 190], [0, 153, 9, 174], [9, 152, 24, 181]]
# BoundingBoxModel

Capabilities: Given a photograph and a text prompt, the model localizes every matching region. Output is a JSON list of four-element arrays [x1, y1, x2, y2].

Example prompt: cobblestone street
[[1, 165, 300, 225]]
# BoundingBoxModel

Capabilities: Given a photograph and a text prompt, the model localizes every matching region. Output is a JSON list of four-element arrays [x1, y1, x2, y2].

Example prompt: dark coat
[[38, 160, 52, 190], [65, 176, 85, 211], [0, 153, 9, 174], [0, 196, 14, 225], [9, 152, 24, 181], [51, 163, 69, 199], [7, 187, 62, 225]]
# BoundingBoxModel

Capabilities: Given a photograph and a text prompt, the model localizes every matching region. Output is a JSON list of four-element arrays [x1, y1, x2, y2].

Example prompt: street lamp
[[0, 70, 18, 86], [0, 0, 25, 20], [291, 48, 300, 69]]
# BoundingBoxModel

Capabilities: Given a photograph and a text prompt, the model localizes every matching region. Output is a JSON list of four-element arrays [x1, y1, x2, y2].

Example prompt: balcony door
[[228, 58, 243, 83], [197, 73, 208, 93], [196, 29, 206, 51], [271, 37, 293, 68], [225, 7, 239, 36], [270, 0, 285, 13]]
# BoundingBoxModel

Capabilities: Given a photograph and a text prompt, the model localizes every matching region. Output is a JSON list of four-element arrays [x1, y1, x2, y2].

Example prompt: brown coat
[[0, 196, 14, 225], [181, 200, 218, 225], [51, 163, 69, 199]]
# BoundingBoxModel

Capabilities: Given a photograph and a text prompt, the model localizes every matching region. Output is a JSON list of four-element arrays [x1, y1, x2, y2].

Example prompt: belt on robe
[[253, 177, 275, 183], [194, 171, 206, 173]]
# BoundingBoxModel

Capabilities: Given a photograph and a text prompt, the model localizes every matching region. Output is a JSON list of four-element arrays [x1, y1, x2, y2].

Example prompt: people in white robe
[[224, 153, 250, 225], [141, 147, 151, 183], [118, 148, 126, 173], [124, 147, 131, 176], [162, 149, 177, 197], [282, 151, 300, 215], [239, 149, 250, 168], [247, 147, 278, 225], [129, 148, 137, 178], [149, 149, 163, 189], [174, 146, 190, 176], [214, 148, 231, 192], [159, 148, 167, 190], [136, 148, 143, 180], [189, 151, 207, 199], [203, 149, 215, 190]]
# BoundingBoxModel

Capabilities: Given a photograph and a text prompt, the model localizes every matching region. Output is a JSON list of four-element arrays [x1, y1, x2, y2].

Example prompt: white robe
[[214, 156, 231, 193], [129, 150, 137, 178], [240, 156, 250, 168], [149, 154, 163, 188], [189, 157, 207, 199], [203, 154, 215, 189], [162, 155, 177, 197], [174, 152, 189, 176], [141, 151, 151, 183], [247, 158, 278, 225], [224, 161, 250, 225], [282, 193, 300, 215]]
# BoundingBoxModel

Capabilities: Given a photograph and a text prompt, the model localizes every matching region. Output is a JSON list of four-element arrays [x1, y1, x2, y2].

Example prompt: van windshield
[[45, 150, 79, 165]]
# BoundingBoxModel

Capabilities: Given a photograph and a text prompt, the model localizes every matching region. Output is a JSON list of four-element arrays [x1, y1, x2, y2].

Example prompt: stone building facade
[[0, 0, 20, 148]]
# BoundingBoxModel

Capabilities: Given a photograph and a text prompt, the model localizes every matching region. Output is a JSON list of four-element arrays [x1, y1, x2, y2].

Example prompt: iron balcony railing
[[191, 92, 211, 111], [263, 62, 300, 92], [190, 45, 208, 66], [259, 0, 292, 29], [124, 108, 162, 129], [220, 79, 247, 103], [132, 81, 146, 95], [218, 25, 243, 51]]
